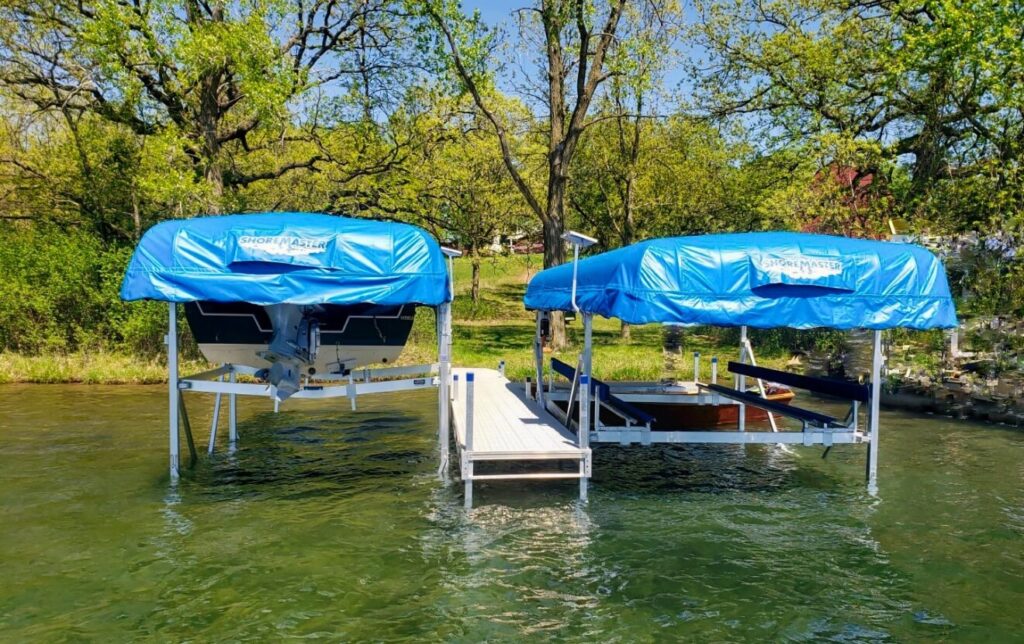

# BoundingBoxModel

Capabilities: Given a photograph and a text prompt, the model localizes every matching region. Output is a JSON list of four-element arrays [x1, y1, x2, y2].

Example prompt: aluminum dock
[[449, 368, 590, 507]]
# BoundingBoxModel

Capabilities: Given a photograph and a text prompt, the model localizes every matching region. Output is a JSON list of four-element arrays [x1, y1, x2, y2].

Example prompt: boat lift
[[121, 213, 457, 482], [524, 231, 959, 497]]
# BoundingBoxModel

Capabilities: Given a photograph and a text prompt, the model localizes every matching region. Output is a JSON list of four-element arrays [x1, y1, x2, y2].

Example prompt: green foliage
[[0, 223, 113, 352], [693, 0, 1024, 236], [0, 0, 1021, 377]]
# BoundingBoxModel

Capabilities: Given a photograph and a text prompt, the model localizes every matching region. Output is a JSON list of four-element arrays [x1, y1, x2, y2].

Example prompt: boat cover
[[121, 213, 451, 306], [524, 232, 957, 329]]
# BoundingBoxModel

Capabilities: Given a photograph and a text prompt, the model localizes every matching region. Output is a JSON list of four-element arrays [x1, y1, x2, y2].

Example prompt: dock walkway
[[449, 368, 590, 506]]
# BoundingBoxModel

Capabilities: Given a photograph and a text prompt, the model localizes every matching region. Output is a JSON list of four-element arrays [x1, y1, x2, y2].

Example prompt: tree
[[567, 1, 677, 338], [411, 95, 535, 303], [417, 0, 628, 348], [691, 0, 1024, 230], [0, 0, 412, 211]]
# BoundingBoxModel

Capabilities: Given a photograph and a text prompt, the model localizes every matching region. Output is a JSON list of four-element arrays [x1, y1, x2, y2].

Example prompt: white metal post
[[711, 357, 718, 384], [228, 370, 238, 445], [738, 325, 748, 432], [498, 360, 506, 378], [465, 371, 475, 509], [207, 371, 223, 455], [579, 313, 593, 502], [534, 311, 545, 406], [167, 303, 180, 483], [437, 303, 452, 480], [693, 352, 700, 382], [580, 313, 593, 448], [867, 329, 883, 493]]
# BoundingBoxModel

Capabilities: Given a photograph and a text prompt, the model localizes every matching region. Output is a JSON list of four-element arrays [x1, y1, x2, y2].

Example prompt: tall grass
[[0, 352, 207, 384]]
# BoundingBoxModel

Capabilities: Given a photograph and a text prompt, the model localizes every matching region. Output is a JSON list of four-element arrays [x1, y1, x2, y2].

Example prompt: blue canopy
[[525, 232, 957, 330], [121, 213, 451, 306]]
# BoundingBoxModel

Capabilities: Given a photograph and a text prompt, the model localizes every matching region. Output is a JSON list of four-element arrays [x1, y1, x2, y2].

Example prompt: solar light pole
[[561, 230, 598, 312]]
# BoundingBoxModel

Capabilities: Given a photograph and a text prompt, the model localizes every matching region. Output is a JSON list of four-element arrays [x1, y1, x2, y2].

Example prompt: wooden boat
[[551, 376, 797, 431], [630, 384, 796, 430]]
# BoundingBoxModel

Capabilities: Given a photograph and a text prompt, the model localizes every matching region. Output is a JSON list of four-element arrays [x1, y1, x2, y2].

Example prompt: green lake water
[[1, 384, 1023, 641]]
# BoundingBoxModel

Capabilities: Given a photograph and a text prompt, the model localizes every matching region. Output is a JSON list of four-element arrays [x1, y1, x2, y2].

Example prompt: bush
[[0, 222, 173, 356], [0, 223, 107, 352]]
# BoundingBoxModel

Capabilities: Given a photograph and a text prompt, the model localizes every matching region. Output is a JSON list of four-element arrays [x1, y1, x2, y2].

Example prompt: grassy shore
[[0, 352, 208, 384], [0, 254, 793, 384]]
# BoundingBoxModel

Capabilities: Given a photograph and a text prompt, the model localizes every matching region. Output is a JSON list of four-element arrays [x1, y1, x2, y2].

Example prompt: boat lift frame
[[529, 233, 886, 495], [163, 250, 459, 484]]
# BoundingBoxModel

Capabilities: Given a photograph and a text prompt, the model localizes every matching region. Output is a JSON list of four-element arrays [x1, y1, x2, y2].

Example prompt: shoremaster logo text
[[757, 255, 844, 279], [237, 235, 329, 256]]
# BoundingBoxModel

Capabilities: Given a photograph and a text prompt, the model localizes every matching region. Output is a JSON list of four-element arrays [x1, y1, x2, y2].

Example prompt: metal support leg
[[179, 395, 197, 468], [167, 303, 180, 483], [228, 370, 238, 447], [738, 325, 747, 432], [867, 329, 883, 493], [438, 303, 452, 480], [464, 372, 475, 509], [534, 312, 545, 406], [579, 460, 588, 502], [580, 313, 593, 502], [207, 372, 223, 455]]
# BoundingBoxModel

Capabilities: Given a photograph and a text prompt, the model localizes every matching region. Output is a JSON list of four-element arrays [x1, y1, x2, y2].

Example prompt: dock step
[[469, 472, 583, 481]]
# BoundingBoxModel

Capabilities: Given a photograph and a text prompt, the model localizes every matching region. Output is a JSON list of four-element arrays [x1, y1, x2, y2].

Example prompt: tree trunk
[[544, 175, 568, 349], [620, 321, 630, 340], [198, 72, 224, 212], [470, 247, 481, 303]]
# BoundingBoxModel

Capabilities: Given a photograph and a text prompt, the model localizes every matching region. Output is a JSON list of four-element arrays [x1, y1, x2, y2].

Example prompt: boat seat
[[726, 361, 869, 402], [702, 383, 838, 427]]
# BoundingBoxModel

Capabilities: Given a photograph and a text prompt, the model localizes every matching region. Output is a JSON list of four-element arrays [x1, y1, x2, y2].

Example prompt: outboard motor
[[258, 304, 321, 401]]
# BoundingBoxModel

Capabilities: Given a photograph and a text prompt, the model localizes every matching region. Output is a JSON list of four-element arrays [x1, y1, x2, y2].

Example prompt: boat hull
[[183, 301, 415, 375], [633, 389, 796, 430], [553, 384, 796, 431]]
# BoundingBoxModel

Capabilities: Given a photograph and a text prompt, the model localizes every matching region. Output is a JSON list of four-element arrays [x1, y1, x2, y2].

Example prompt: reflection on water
[[1, 384, 1022, 640]]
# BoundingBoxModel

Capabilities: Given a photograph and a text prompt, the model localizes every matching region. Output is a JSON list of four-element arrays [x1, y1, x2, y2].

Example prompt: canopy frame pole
[[534, 311, 545, 407], [437, 302, 452, 480], [579, 312, 593, 503], [867, 329, 883, 493], [439, 245, 461, 483], [737, 325, 747, 432], [167, 302, 180, 483]]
